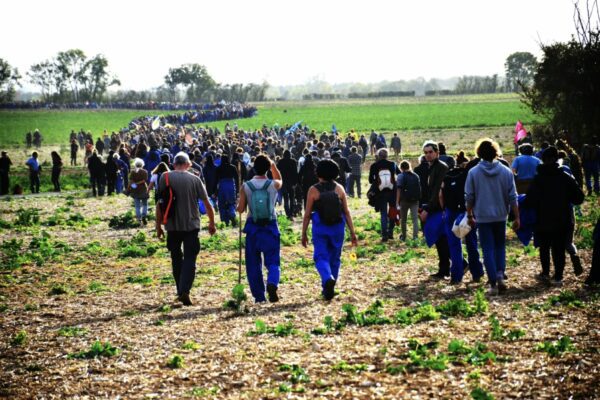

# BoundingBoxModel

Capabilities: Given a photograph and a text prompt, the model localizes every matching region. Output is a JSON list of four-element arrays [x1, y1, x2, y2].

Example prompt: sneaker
[[267, 283, 279, 303], [179, 292, 193, 306], [323, 279, 336, 300], [572, 255, 583, 276], [497, 279, 508, 294], [430, 271, 449, 280], [552, 279, 563, 287], [536, 273, 550, 283], [488, 286, 499, 296], [142, 217, 148, 226]]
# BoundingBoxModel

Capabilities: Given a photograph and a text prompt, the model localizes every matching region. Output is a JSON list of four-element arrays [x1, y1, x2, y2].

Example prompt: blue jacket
[[465, 160, 517, 223]]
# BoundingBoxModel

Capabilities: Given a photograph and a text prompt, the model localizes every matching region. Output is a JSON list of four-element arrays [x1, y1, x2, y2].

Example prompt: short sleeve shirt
[[158, 170, 208, 232]]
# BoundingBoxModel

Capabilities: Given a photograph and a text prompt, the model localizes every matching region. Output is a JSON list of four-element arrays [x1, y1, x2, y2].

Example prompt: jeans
[[348, 175, 361, 197], [444, 210, 484, 282], [537, 230, 568, 281], [478, 221, 507, 286], [465, 227, 484, 279], [51, 167, 61, 191], [281, 184, 296, 218], [400, 200, 419, 240], [133, 198, 148, 220], [29, 172, 40, 193], [166, 230, 200, 296], [584, 165, 599, 193], [378, 190, 395, 239]]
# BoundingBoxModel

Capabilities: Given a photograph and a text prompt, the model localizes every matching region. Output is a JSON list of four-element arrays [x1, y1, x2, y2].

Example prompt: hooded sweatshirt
[[465, 160, 517, 223]]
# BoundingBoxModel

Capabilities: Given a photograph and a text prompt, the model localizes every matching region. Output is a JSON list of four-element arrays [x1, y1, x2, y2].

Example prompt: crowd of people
[[1, 116, 599, 306]]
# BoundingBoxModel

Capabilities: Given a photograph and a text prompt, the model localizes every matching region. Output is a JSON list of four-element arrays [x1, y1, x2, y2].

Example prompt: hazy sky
[[2, 0, 576, 90]]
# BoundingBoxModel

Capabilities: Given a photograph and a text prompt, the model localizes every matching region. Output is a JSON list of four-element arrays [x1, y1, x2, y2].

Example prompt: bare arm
[[301, 186, 317, 247], [202, 197, 217, 235], [337, 184, 357, 246], [270, 162, 283, 190], [236, 187, 247, 214], [155, 203, 164, 240]]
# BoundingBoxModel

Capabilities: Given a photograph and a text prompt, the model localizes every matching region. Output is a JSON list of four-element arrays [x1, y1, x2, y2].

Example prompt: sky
[[2, 0, 576, 91]]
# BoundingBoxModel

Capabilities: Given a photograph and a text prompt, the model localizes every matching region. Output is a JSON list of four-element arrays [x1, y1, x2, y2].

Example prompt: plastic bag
[[451, 213, 472, 239]]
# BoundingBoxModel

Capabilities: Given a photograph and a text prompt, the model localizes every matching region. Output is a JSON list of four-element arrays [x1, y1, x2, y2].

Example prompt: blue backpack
[[247, 180, 273, 225]]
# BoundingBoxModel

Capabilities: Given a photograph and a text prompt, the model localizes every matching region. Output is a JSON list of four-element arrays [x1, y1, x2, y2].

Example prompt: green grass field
[[0, 94, 541, 146]]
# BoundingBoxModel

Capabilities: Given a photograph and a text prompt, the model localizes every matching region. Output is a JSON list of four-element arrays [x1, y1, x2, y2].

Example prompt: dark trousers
[[348, 175, 361, 197], [537, 230, 568, 281], [51, 167, 61, 191], [90, 176, 105, 196], [29, 172, 40, 193], [107, 174, 117, 195], [378, 191, 395, 239], [435, 235, 451, 276], [281, 184, 296, 218], [167, 229, 201, 296], [70, 153, 77, 166], [0, 171, 8, 195], [587, 219, 600, 284], [584, 166, 600, 193]]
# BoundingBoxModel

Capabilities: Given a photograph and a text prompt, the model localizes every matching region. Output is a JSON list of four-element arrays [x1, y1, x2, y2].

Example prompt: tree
[[522, 0, 600, 147], [79, 54, 120, 101], [0, 58, 21, 102], [505, 52, 538, 92], [28, 60, 63, 102], [56, 49, 87, 102], [164, 64, 216, 102]]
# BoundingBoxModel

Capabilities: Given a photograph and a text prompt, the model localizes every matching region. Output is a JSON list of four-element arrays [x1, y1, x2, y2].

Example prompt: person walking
[[50, 151, 63, 192], [25, 151, 41, 194], [216, 155, 239, 227], [511, 144, 541, 194], [276, 150, 299, 220], [156, 152, 216, 306], [395, 160, 420, 241], [419, 141, 450, 278], [347, 146, 362, 198], [368, 148, 399, 242], [88, 151, 105, 196], [237, 155, 283, 303], [524, 147, 585, 285], [70, 139, 79, 166], [0, 151, 13, 195], [302, 159, 358, 300], [129, 158, 149, 225], [465, 139, 520, 295], [390, 133, 402, 160]]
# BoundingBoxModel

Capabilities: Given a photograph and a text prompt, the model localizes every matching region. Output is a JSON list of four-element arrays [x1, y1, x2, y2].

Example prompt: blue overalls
[[311, 212, 346, 294], [244, 219, 280, 302]]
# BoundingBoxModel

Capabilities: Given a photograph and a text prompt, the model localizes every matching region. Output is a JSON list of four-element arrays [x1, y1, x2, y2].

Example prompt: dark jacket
[[524, 163, 585, 232], [368, 158, 399, 192], [277, 156, 299, 186], [424, 158, 448, 212], [413, 159, 430, 206]]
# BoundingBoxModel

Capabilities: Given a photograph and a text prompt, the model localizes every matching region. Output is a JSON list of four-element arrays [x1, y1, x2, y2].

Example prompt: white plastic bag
[[452, 213, 472, 239]]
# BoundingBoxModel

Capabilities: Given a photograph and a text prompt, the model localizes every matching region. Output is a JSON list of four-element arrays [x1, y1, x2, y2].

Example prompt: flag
[[151, 117, 160, 131]]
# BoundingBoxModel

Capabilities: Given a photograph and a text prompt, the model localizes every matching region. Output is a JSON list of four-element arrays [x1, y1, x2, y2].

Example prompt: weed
[[49, 284, 69, 296], [535, 336, 575, 357], [24, 303, 39, 311], [15, 208, 40, 226], [158, 304, 172, 313], [247, 319, 298, 337], [88, 281, 109, 293], [288, 257, 312, 269], [436, 298, 475, 318], [182, 341, 201, 351], [279, 364, 310, 384], [331, 361, 368, 373], [154, 320, 165, 326], [390, 248, 422, 264], [68, 341, 120, 359], [57, 326, 88, 337], [471, 387, 495, 400], [547, 290, 584, 308], [10, 330, 28, 346], [489, 314, 525, 341], [108, 210, 140, 229], [84, 241, 114, 257], [126, 275, 153, 285], [190, 387, 220, 397], [311, 316, 336, 335], [117, 232, 158, 258], [473, 288, 489, 314], [167, 354, 185, 369], [340, 300, 391, 327], [223, 284, 247, 313]]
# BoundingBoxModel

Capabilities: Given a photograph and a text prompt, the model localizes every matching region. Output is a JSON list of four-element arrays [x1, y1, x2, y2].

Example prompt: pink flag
[[514, 129, 527, 144], [515, 120, 523, 133]]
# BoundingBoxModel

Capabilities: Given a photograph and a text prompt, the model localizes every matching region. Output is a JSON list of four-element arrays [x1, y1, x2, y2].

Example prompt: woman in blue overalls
[[302, 159, 358, 300]]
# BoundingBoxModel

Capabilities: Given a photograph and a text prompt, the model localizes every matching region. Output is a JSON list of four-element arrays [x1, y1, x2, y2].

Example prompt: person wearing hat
[[0, 151, 13, 195]]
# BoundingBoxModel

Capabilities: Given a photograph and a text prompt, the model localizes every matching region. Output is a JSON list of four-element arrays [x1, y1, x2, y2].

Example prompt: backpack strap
[[246, 181, 256, 192], [261, 179, 272, 190]]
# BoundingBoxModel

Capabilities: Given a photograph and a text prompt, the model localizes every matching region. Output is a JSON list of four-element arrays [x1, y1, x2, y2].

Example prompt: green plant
[[331, 361, 368, 372], [535, 336, 575, 357], [311, 315, 336, 335], [190, 387, 220, 397], [473, 288, 489, 314], [436, 298, 475, 317], [88, 281, 108, 293], [10, 330, 28, 346], [279, 364, 310, 384], [118, 232, 158, 258], [223, 284, 247, 312], [489, 314, 526, 341], [108, 210, 140, 229], [247, 319, 298, 337], [182, 341, 201, 351], [68, 341, 120, 359], [49, 284, 69, 296], [57, 326, 88, 337], [16, 208, 40, 226], [167, 354, 185, 369], [126, 275, 153, 285], [471, 387, 495, 400], [547, 290, 584, 308]]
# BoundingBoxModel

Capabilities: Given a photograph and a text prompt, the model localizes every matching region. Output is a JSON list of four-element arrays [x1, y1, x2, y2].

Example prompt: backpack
[[159, 172, 176, 224], [378, 169, 394, 191], [400, 172, 420, 202], [442, 168, 467, 212], [315, 182, 343, 225], [247, 180, 273, 226]]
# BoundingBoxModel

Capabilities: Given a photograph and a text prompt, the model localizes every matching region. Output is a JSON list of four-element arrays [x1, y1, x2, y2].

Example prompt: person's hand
[[301, 232, 308, 248], [156, 225, 165, 241], [512, 218, 520, 231], [208, 221, 217, 235], [350, 232, 358, 247], [467, 215, 476, 228]]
